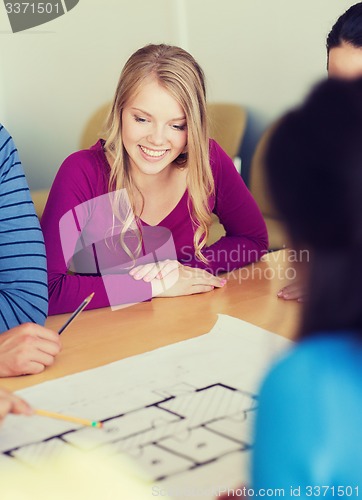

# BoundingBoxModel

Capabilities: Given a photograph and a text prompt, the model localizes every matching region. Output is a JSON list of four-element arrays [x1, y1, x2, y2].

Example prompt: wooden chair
[[249, 123, 289, 250], [31, 189, 49, 220]]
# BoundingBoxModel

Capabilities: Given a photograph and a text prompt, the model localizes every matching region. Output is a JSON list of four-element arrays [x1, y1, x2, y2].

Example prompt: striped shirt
[[0, 124, 48, 332]]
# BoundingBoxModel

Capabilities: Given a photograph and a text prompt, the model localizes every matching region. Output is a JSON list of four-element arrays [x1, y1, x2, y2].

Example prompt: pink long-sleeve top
[[41, 139, 268, 314]]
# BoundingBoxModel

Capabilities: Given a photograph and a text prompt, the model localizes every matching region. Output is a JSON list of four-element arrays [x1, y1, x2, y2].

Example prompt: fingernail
[[144, 276, 151, 282], [134, 274, 141, 280], [277, 291, 283, 297]]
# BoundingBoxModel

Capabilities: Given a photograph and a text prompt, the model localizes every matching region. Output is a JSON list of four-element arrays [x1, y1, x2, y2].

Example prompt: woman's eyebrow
[[131, 107, 152, 117], [131, 107, 186, 121]]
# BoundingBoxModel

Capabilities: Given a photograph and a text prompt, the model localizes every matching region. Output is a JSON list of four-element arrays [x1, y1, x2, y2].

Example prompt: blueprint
[[0, 314, 292, 499]]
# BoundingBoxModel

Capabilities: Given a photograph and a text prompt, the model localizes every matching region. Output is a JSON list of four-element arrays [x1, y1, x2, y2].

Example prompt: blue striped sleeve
[[0, 124, 48, 333]]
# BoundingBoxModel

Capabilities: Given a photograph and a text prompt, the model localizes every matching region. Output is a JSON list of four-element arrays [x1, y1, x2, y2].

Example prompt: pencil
[[34, 409, 103, 428], [58, 292, 95, 335]]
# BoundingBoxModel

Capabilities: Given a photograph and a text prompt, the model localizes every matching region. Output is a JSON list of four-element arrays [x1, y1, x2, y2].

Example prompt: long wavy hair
[[104, 44, 214, 262]]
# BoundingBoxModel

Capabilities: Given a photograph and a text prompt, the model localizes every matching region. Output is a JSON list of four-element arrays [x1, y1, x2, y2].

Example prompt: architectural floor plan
[[0, 315, 291, 499]]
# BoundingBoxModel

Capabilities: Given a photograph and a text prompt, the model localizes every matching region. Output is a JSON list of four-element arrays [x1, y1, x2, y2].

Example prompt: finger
[[190, 285, 215, 294], [36, 338, 62, 358], [0, 393, 32, 418], [0, 399, 12, 421], [277, 283, 301, 295], [21, 341, 60, 370], [129, 264, 146, 277], [191, 268, 226, 285], [277, 284, 305, 300], [25, 325, 61, 346], [20, 361, 48, 375], [130, 263, 157, 280], [192, 274, 226, 288], [142, 263, 167, 282], [11, 397, 33, 416], [156, 261, 180, 279]]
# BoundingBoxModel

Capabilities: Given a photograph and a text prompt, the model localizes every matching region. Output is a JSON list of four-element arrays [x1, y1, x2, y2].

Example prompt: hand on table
[[0, 387, 33, 425], [150, 264, 227, 298], [277, 281, 306, 302], [0, 323, 62, 377], [129, 259, 180, 282]]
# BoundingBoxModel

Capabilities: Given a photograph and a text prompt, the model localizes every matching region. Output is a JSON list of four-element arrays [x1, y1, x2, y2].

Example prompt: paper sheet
[[0, 314, 292, 499]]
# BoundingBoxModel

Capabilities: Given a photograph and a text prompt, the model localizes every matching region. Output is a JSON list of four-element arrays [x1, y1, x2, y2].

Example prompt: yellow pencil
[[35, 409, 103, 428]]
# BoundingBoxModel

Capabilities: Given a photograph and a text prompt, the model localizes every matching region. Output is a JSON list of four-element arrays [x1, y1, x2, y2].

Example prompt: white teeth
[[140, 146, 167, 157]]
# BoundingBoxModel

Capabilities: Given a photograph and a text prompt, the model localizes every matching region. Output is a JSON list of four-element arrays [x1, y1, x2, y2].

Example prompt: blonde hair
[[104, 44, 214, 262]]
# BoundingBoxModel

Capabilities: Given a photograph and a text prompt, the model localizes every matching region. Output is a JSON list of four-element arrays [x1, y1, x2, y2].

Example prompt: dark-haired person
[[278, 1, 362, 302], [0, 125, 61, 376], [252, 78, 362, 492], [327, 1, 362, 79]]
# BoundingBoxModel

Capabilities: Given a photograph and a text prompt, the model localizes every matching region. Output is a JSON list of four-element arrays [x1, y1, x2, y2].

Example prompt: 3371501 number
[[5, 3, 60, 14], [305, 486, 359, 497]]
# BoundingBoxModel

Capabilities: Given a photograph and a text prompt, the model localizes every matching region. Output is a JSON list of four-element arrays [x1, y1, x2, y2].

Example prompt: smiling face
[[328, 41, 362, 79], [121, 78, 188, 181]]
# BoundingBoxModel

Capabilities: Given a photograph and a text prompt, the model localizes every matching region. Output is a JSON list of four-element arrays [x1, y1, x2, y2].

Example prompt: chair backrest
[[249, 121, 280, 218], [249, 121, 290, 250], [207, 103, 247, 159], [31, 189, 49, 219], [80, 103, 111, 150], [79, 102, 247, 159]]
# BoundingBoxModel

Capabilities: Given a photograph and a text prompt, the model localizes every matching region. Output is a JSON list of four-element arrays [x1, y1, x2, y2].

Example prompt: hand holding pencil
[[0, 389, 102, 429], [0, 293, 98, 426], [0, 387, 33, 425]]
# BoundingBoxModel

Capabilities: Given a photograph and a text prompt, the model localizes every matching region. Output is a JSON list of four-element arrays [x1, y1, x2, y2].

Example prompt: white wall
[[0, 0, 357, 188]]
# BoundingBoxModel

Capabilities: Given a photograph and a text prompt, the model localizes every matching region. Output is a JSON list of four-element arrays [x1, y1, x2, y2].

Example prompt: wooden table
[[2, 249, 300, 392]]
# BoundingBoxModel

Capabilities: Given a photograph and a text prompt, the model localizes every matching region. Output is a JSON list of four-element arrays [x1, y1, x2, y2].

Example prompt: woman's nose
[[147, 125, 166, 146]]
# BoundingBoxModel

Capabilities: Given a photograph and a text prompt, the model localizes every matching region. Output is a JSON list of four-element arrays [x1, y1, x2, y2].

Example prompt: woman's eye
[[134, 116, 147, 123], [172, 124, 186, 131]]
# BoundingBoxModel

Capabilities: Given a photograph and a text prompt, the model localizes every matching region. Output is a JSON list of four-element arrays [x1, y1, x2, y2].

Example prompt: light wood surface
[[2, 249, 300, 392]]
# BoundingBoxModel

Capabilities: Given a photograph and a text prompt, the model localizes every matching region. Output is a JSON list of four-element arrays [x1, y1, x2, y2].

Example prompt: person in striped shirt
[[0, 124, 61, 377]]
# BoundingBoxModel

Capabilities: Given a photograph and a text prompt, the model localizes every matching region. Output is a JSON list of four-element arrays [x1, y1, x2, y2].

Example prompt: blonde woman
[[42, 44, 268, 314]]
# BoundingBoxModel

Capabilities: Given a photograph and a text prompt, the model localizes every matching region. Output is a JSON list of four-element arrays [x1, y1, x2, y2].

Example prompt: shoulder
[[60, 140, 108, 173], [0, 124, 18, 170], [255, 333, 362, 485], [266, 333, 361, 381], [208, 139, 242, 182], [56, 140, 109, 190], [0, 123, 12, 146], [0, 124, 30, 192], [258, 332, 362, 437], [208, 139, 232, 167]]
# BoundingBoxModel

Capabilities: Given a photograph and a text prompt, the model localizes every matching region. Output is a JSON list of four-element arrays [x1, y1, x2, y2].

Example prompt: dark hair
[[265, 78, 362, 339], [327, 2, 362, 52]]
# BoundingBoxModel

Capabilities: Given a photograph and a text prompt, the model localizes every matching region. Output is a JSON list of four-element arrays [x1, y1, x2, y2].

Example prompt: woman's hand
[[129, 259, 180, 282], [151, 264, 227, 298], [0, 387, 33, 426]]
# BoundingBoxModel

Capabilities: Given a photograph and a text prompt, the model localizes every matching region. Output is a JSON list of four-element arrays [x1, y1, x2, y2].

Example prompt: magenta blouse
[[41, 139, 268, 314]]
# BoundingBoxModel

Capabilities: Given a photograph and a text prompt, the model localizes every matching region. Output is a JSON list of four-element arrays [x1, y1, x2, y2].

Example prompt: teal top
[[252, 333, 362, 498]]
